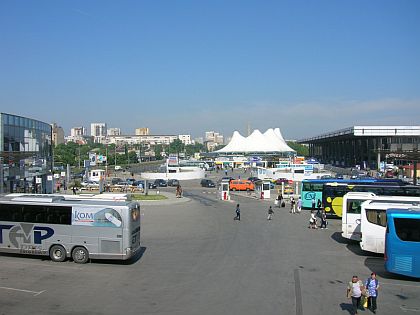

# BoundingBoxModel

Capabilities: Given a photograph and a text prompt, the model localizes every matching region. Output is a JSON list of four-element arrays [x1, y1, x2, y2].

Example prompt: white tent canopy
[[215, 128, 295, 153]]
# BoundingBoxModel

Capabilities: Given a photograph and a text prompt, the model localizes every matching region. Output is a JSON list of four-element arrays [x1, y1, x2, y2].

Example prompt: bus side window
[[54, 206, 72, 225], [7, 204, 22, 222]]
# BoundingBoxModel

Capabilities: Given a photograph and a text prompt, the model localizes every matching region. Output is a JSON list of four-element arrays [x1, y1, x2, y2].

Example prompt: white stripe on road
[[0, 286, 46, 296]]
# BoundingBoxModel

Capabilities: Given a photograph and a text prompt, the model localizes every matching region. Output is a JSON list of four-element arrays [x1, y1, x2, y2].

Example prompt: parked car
[[167, 179, 180, 186], [221, 176, 234, 182], [229, 179, 255, 191], [200, 179, 216, 188], [154, 179, 168, 187], [81, 180, 99, 188], [126, 178, 136, 185], [134, 180, 157, 189], [71, 172, 85, 180], [111, 177, 123, 185], [247, 177, 260, 182], [274, 178, 289, 185]]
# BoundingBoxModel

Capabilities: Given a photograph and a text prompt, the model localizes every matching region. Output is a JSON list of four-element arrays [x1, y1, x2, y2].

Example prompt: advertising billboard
[[72, 207, 122, 228]]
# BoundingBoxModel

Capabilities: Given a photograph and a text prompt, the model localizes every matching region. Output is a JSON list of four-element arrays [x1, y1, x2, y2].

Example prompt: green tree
[[286, 141, 309, 156], [169, 139, 185, 157], [185, 143, 205, 156], [154, 144, 163, 160]]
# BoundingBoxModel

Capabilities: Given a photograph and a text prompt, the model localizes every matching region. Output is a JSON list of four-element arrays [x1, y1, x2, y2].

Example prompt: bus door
[[344, 199, 363, 241], [128, 204, 141, 253], [361, 207, 387, 253]]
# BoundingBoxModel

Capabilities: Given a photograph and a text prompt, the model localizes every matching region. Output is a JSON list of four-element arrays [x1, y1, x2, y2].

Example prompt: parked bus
[[385, 209, 420, 278], [0, 194, 141, 263], [323, 182, 419, 217], [300, 178, 405, 210], [342, 192, 420, 241], [360, 200, 420, 254]]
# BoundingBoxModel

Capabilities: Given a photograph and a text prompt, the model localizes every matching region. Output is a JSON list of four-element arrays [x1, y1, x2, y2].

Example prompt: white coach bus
[[342, 192, 420, 241], [0, 194, 141, 263], [360, 200, 420, 254]]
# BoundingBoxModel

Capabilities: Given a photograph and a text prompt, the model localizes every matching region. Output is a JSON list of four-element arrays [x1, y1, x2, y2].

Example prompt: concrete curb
[[138, 192, 191, 206]]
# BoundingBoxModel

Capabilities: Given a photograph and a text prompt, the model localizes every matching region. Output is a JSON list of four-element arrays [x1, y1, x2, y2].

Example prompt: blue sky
[[1, 0, 419, 139]]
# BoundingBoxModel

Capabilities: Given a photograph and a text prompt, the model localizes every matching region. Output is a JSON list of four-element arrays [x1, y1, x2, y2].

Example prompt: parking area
[[1, 170, 419, 315]]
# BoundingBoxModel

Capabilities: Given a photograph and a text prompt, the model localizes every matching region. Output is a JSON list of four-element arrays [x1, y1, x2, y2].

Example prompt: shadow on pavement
[[330, 231, 357, 245], [1, 246, 147, 265], [339, 302, 353, 314], [92, 246, 147, 265], [364, 257, 420, 282]]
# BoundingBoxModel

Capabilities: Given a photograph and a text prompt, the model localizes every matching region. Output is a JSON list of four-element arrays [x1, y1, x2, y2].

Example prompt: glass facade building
[[0, 113, 53, 193]]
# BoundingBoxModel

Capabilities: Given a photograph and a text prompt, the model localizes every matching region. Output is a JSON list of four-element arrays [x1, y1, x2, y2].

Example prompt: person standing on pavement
[[277, 193, 283, 208], [347, 275, 365, 314], [316, 199, 322, 217], [234, 204, 241, 221], [320, 210, 328, 229], [365, 272, 379, 314], [267, 205, 274, 220], [297, 197, 302, 213], [308, 210, 318, 229], [311, 197, 316, 210], [290, 196, 296, 213]]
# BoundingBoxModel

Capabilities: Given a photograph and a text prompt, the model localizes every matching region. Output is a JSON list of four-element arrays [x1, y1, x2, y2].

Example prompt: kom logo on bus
[[0, 224, 54, 248]]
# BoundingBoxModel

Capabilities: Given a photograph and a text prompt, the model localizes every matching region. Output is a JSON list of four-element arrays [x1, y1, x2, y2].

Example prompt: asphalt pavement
[[0, 169, 419, 315]]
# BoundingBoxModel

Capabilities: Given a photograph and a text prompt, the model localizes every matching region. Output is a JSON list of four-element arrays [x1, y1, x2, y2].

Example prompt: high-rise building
[[91, 123, 107, 143], [135, 127, 150, 136], [107, 128, 121, 136], [205, 131, 224, 144], [51, 123, 65, 146], [178, 135, 192, 145], [90, 123, 107, 137], [71, 127, 86, 137]]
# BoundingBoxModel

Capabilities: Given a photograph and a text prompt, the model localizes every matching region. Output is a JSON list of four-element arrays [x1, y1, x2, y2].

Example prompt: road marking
[[294, 269, 303, 315], [0, 286, 46, 296]]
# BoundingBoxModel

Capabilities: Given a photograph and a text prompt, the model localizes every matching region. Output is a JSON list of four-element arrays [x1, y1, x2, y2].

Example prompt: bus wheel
[[50, 245, 66, 262], [72, 247, 89, 264]]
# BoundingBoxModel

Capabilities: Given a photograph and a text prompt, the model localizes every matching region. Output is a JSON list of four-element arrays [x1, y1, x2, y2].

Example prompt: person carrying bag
[[347, 275, 365, 314]]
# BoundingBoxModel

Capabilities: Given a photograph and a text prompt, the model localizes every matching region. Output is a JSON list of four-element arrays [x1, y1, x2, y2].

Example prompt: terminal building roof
[[298, 126, 420, 143]]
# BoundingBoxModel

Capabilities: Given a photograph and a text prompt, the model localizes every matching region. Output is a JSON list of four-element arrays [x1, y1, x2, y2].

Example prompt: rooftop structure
[[215, 128, 295, 155], [298, 125, 420, 170]]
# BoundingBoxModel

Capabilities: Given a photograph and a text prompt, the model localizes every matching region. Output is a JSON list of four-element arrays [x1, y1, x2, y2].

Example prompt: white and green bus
[[0, 194, 141, 263]]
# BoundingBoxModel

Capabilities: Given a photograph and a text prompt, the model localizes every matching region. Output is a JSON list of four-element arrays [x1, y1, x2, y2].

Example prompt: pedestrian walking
[[225, 169, 228, 176], [297, 197, 302, 213], [234, 204, 241, 221], [277, 193, 283, 208], [308, 210, 317, 229], [347, 275, 365, 314], [267, 206, 274, 220], [316, 199, 322, 217], [72, 186, 77, 195], [176, 185, 183, 198], [311, 197, 316, 210], [320, 210, 328, 229], [365, 272, 379, 314], [290, 196, 296, 213]]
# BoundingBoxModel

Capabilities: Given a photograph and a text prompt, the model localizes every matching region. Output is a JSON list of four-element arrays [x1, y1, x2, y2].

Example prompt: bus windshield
[[385, 210, 420, 278]]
